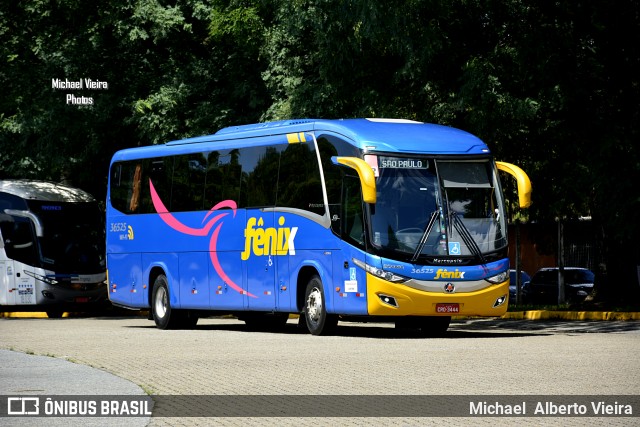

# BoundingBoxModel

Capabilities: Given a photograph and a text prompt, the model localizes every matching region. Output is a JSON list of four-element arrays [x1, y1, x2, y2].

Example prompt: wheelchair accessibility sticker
[[448, 242, 461, 255]]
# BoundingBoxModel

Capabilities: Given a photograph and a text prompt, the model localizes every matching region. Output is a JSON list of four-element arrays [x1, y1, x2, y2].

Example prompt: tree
[[259, 0, 640, 301], [0, 0, 270, 200], [1, 0, 638, 301]]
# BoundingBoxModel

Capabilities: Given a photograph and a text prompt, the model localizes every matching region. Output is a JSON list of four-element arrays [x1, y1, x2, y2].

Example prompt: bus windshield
[[27, 201, 105, 275], [368, 156, 507, 261]]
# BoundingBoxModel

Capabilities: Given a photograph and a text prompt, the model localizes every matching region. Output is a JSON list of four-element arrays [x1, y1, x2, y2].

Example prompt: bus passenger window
[[242, 146, 279, 208], [129, 164, 142, 212], [277, 142, 324, 216]]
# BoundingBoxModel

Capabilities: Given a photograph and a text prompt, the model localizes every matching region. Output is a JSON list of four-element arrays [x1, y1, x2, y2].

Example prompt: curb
[[0, 312, 61, 318], [502, 310, 640, 321]]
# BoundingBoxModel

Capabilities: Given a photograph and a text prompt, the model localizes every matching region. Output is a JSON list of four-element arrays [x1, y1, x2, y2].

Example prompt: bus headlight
[[485, 270, 508, 284], [352, 258, 409, 283]]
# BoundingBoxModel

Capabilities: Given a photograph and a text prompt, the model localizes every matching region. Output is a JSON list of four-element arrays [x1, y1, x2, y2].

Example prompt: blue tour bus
[[106, 118, 531, 335]]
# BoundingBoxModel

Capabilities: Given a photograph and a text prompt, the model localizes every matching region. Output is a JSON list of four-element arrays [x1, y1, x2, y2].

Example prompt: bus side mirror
[[496, 161, 532, 208], [331, 156, 377, 204]]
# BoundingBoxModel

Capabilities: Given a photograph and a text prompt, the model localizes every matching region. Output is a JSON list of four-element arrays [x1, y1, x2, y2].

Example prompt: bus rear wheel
[[151, 274, 198, 329], [303, 275, 337, 336]]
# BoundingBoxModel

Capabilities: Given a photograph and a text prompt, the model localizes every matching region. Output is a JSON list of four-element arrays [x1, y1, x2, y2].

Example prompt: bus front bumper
[[366, 273, 509, 317]]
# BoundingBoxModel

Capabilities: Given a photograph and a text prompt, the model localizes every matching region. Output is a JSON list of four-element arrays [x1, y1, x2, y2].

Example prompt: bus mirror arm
[[495, 161, 532, 208], [331, 157, 377, 204]]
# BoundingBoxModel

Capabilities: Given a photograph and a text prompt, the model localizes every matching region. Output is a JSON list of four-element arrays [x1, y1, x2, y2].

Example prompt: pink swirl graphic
[[149, 179, 256, 298]]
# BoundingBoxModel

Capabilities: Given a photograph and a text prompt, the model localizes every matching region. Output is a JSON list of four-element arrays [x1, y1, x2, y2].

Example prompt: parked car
[[523, 267, 595, 304], [508, 269, 531, 305]]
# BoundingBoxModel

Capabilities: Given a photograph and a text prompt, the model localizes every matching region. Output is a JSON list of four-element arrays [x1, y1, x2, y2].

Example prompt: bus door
[[0, 214, 38, 306], [333, 175, 368, 314], [275, 250, 291, 311], [244, 211, 277, 310]]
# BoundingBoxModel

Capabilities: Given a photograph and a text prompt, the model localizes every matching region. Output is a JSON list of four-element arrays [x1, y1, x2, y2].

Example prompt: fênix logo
[[434, 268, 466, 280], [241, 216, 298, 260]]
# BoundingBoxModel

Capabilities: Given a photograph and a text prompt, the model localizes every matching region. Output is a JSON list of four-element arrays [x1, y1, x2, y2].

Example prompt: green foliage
[[1, 0, 639, 289], [0, 0, 270, 197]]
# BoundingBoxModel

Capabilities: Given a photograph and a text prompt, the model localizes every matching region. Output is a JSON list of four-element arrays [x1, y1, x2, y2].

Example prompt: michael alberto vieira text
[[470, 400, 633, 416]]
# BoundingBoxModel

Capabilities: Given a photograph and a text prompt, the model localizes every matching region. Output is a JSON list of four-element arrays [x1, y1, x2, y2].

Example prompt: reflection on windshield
[[368, 157, 507, 261], [32, 201, 105, 274]]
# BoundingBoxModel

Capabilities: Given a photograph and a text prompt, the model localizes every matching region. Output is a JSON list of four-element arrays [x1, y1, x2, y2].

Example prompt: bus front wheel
[[152, 275, 198, 330], [303, 275, 337, 336]]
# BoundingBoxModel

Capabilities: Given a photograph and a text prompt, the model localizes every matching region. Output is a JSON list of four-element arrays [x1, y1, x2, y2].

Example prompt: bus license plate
[[436, 303, 459, 313], [75, 297, 90, 303]]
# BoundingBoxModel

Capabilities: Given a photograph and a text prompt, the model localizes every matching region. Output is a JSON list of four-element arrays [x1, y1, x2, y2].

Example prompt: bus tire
[[152, 274, 179, 330], [303, 275, 337, 336]]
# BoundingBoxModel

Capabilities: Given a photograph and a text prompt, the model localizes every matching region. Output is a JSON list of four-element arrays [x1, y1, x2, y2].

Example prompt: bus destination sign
[[379, 157, 428, 169]]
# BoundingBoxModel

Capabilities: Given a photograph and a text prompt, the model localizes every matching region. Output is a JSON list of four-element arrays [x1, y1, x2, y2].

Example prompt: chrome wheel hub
[[155, 286, 167, 318], [306, 287, 322, 324]]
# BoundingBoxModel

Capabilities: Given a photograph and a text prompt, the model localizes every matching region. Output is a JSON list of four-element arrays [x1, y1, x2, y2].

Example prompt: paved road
[[1, 316, 639, 426]]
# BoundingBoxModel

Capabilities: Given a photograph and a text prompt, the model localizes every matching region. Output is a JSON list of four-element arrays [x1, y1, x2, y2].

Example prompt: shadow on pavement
[[123, 318, 551, 339]]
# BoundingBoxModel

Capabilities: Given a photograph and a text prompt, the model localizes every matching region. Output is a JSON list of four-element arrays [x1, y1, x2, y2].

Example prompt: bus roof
[[175, 118, 488, 153], [112, 118, 490, 161], [0, 180, 96, 203]]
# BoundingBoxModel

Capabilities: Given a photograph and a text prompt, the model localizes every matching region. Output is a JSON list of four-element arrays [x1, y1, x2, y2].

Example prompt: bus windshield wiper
[[411, 211, 438, 262], [451, 212, 486, 264]]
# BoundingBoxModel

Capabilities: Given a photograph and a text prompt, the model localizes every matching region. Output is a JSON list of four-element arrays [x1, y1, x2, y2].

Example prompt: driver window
[[343, 175, 365, 247]]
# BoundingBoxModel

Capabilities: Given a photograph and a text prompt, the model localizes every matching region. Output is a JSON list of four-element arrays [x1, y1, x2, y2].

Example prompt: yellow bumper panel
[[366, 273, 508, 317]]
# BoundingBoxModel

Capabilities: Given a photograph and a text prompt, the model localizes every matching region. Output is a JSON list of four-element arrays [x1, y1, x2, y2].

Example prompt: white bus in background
[[0, 180, 107, 318]]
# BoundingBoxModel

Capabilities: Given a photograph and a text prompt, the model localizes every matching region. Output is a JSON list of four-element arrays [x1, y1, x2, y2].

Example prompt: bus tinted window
[[241, 145, 279, 208], [146, 158, 172, 213], [278, 142, 324, 216], [110, 140, 325, 215], [110, 158, 171, 214], [204, 149, 242, 208], [0, 215, 39, 266], [172, 153, 207, 212], [317, 135, 363, 236], [110, 162, 140, 214]]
